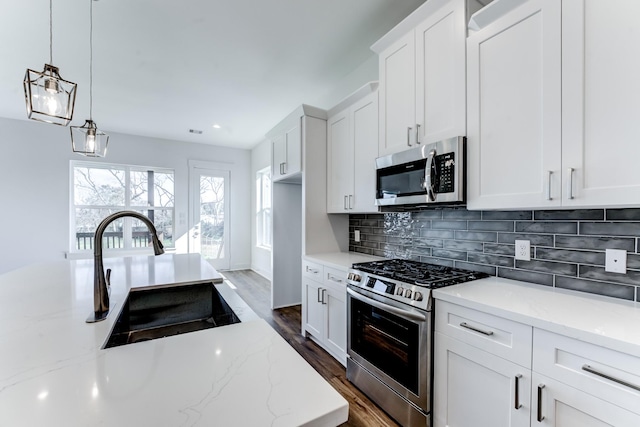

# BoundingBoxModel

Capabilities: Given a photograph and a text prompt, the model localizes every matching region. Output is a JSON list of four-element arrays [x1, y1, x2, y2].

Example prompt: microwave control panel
[[434, 152, 455, 193]]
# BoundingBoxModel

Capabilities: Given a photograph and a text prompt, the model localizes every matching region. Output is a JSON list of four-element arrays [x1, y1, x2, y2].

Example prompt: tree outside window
[[72, 162, 175, 251]]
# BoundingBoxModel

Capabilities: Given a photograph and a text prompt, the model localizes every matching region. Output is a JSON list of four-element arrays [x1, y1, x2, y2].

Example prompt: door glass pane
[[199, 175, 225, 260]]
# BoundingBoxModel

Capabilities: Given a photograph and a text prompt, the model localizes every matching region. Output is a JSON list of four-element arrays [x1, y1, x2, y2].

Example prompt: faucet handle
[[105, 268, 112, 296]]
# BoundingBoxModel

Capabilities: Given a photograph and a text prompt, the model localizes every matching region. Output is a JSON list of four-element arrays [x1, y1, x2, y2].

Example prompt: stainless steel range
[[346, 259, 487, 427]]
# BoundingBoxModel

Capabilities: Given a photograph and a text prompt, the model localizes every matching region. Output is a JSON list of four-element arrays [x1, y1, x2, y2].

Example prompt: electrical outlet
[[354, 230, 361, 242], [605, 249, 627, 274], [515, 240, 531, 261]]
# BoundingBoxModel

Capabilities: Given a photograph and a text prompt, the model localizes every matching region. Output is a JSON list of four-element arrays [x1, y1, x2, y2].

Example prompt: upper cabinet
[[268, 105, 326, 183], [327, 82, 379, 214], [467, 0, 640, 210], [372, 0, 481, 157]]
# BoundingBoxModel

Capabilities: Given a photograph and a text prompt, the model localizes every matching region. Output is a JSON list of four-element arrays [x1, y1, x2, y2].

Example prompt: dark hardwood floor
[[221, 270, 400, 427]]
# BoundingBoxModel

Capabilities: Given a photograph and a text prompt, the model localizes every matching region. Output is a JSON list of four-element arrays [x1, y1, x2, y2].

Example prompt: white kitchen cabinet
[[301, 260, 348, 365], [434, 332, 531, 427], [434, 300, 533, 427], [327, 84, 378, 214], [467, 0, 562, 210], [373, 0, 477, 157], [271, 117, 302, 182], [532, 373, 640, 427], [468, 0, 640, 209]]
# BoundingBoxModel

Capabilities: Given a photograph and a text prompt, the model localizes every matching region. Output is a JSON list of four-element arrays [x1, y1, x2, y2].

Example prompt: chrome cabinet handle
[[348, 194, 353, 209], [306, 266, 319, 274], [317, 287, 322, 303], [321, 288, 327, 305], [582, 364, 640, 392], [537, 384, 545, 422], [416, 124, 421, 145], [407, 126, 412, 147], [567, 167, 575, 199], [514, 374, 522, 409], [460, 322, 494, 336], [327, 273, 343, 283], [547, 171, 553, 200], [344, 195, 348, 210], [282, 162, 287, 175]]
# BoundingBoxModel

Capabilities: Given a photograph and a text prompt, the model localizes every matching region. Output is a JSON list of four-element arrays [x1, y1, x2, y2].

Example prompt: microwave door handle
[[424, 149, 437, 201]]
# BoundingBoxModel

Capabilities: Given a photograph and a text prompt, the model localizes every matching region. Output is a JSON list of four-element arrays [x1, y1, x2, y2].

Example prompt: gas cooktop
[[351, 259, 488, 289]]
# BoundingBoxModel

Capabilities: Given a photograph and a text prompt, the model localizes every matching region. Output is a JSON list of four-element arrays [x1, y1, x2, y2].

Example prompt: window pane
[[74, 208, 124, 250], [130, 170, 175, 207], [134, 209, 174, 248], [74, 167, 125, 206]]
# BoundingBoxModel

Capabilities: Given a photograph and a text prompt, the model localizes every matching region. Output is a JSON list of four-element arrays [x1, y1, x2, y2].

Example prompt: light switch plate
[[605, 249, 627, 274]]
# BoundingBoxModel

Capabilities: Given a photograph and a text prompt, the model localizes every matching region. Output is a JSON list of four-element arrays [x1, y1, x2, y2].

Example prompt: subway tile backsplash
[[349, 208, 640, 302]]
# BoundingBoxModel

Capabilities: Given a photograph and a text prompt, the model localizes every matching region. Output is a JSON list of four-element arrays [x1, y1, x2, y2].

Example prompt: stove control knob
[[404, 289, 413, 299], [396, 287, 404, 296], [354, 274, 362, 282], [347, 273, 354, 281], [413, 291, 423, 302]]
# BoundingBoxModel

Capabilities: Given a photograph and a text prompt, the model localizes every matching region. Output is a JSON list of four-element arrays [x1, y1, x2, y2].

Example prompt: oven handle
[[347, 288, 427, 322]]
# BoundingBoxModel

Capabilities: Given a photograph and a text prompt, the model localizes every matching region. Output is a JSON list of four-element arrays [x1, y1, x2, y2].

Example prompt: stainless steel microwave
[[375, 136, 465, 206]]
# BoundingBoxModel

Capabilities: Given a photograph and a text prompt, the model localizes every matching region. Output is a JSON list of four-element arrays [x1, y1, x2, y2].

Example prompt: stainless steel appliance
[[346, 259, 487, 427], [376, 136, 465, 206]]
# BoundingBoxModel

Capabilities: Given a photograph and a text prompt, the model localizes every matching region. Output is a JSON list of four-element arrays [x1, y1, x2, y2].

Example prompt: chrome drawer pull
[[306, 266, 319, 274], [460, 322, 494, 336], [514, 374, 522, 409], [537, 384, 545, 422], [582, 364, 640, 392]]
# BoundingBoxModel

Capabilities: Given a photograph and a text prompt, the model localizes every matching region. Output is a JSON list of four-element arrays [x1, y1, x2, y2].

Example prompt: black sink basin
[[104, 282, 240, 348]]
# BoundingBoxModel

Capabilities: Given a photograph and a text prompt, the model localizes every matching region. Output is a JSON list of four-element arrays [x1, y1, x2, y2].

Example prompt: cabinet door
[[324, 285, 346, 365], [532, 373, 640, 427], [272, 134, 287, 179], [351, 91, 379, 213], [434, 332, 531, 427], [326, 109, 352, 213], [378, 31, 416, 157], [467, 0, 562, 210], [303, 278, 324, 338], [562, 0, 640, 207], [283, 118, 302, 177], [415, 0, 466, 145]]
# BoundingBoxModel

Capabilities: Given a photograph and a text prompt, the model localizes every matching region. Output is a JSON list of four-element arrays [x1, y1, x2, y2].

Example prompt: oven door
[[347, 285, 431, 412]]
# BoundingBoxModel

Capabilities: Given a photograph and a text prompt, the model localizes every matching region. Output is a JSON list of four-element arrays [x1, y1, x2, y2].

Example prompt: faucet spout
[[86, 210, 165, 323]]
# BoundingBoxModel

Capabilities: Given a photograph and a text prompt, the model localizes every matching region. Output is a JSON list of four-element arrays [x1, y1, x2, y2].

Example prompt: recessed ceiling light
[[189, 129, 203, 134], [212, 124, 221, 129]]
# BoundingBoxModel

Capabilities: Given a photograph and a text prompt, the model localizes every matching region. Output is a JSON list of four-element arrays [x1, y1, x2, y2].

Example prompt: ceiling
[[0, 0, 426, 150]]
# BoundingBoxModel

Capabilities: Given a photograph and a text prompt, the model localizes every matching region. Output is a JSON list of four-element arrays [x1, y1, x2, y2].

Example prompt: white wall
[[311, 54, 379, 109], [0, 117, 251, 275], [250, 139, 272, 280]]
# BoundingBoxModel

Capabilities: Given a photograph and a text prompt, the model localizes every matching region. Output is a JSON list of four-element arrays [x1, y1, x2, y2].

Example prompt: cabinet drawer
[[435, 300, 532, 368], [533, 329, 640, 415], [302, 260, 323, 281], [324, 266, 347, 291]]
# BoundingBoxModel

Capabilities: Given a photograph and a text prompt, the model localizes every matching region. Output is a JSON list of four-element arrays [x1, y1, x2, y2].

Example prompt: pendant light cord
[[89, 0, 93, 120], [49, 0, 53, 65]]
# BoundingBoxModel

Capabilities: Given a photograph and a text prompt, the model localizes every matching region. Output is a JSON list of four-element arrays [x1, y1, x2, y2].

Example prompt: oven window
[[350, 297, 420, 394]]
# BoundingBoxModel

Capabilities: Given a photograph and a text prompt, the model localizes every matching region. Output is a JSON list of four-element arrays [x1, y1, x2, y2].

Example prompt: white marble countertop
[[0, 254, 348, 426], [433, 276, 640, 356], [304, 251, 383, 271]]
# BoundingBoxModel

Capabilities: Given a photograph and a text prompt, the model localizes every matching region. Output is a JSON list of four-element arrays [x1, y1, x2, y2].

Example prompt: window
[[71, 162, 175, 252], [256, 167, 271, 249]]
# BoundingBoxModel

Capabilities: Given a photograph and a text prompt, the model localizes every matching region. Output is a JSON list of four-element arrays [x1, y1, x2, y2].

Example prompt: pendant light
[[71, 0, 108, 157], [23, 0, 77, 126]]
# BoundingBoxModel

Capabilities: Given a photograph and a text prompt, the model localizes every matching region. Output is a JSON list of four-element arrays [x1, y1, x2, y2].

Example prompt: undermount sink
[[104, 282, 241, 349]]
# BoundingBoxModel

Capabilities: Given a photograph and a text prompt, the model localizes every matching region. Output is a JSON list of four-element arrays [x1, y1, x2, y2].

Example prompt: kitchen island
[[0, 254, 348, 426]]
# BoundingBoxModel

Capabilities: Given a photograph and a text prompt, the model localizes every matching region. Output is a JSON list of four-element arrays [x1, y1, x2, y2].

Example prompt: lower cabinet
[[434, 332, 531, 427], [434, 300, 640, 427], [302, 262, 347, 366]]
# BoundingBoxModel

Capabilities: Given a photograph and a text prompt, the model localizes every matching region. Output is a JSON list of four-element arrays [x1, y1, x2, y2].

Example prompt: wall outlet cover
[[605, 248, 627, 274], [514, 240, 531, 261], [354, 230, 361, 242]]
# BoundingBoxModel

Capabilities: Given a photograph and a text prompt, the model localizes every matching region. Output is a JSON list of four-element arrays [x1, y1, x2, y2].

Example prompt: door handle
[[407, 126, 412, 147], [537, 384, 545, 422], [348, 194, 353, 209], [344, 195, 348, 210], [514, 374, 522, 409], [321, 288, 327, 305], [547, 170, 553, 200], [416, 123, 421, 145], [424, 149, 437, 201], [317, 287, 322, 303], [567, 167, 575, 199]]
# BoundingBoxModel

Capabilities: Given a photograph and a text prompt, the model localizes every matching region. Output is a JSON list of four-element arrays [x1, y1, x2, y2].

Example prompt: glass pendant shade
[[24, 64, 77, 126], [71, 120, 109, 157]]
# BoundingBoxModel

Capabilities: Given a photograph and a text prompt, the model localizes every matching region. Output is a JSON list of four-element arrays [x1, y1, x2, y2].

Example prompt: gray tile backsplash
[[349, 208, 640, 301]]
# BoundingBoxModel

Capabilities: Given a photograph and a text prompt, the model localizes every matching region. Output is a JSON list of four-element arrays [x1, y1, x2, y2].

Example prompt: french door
[[189, 163, 230, 270]]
